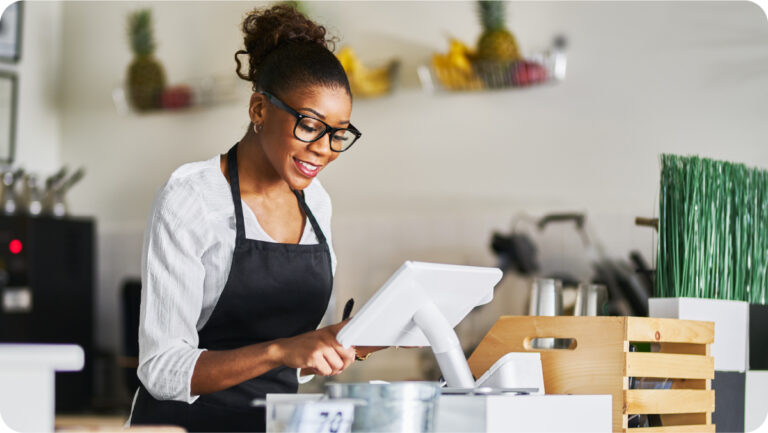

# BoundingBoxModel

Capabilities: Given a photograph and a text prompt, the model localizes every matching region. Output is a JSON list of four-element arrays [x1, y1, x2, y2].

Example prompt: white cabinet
[[0, 344, 84, 433]]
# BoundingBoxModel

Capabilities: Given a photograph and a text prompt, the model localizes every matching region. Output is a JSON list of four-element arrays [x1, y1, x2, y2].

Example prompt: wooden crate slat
[[659, 413, 709, 426], [658, 342, 707, 355], [625, 390, 714, 414], [625, 352, 714, 379], [627, 425, 715, 433], [670, 378, 708, 390], [626, 317, 714, 344]]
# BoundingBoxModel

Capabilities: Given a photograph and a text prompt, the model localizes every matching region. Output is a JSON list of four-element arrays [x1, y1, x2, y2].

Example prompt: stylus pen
[[342, 298, 354, 321]]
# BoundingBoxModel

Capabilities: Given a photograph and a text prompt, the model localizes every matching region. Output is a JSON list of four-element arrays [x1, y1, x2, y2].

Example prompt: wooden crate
[[468, 316, 715, 433]]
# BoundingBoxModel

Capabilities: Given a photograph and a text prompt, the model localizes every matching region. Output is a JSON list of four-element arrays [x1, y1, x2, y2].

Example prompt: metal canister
[[528, 278, 563, 316], [574, 283, 608, 316], [325, 382, 441, 433], [528, 278, 564, 349]]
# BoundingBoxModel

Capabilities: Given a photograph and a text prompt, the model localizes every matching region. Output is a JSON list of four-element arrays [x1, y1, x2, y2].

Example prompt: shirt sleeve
[[137, 180, 210, 403]]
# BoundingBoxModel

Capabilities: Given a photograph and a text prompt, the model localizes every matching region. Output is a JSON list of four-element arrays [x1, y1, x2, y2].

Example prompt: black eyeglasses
[[260, 91, 361, 152]]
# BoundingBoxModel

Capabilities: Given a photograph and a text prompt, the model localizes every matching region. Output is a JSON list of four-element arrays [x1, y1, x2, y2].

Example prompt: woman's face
[[254, 85, 352, 191]]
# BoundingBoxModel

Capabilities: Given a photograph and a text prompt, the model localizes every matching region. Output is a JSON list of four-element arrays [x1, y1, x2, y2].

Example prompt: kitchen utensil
[[44, 166, 68, 192], [325, 381, 441, 432], [1, 168, 24, 215], [490, 232, 538, 275], [593, 259, 650, 316], [42, 166, 67, 215], [44, 167, 84, 217], [21, 174, 43, 216], [574, 283, 608, 316], [1, 171, 16, 215]]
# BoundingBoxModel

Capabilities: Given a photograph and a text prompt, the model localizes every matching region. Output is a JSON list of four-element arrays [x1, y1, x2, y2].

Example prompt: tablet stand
[[413, 300, 475, 388]]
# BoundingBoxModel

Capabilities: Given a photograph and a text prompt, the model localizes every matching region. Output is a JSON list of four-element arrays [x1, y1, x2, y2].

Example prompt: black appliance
[[0, 215, 95, 412], [121, 278, 142, 398]]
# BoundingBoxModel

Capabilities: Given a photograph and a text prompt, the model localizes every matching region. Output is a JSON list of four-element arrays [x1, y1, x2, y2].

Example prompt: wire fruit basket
[[419, 51, 565, 93]]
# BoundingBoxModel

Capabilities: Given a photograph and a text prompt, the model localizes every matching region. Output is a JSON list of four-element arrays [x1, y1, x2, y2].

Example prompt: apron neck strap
[[292, 188, 327, 244], [227, 143, 246, 240], [228, 142, 328, 245]]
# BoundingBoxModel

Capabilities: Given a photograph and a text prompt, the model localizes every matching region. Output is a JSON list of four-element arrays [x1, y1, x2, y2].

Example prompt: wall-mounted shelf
[[112, 75, 243, 115]]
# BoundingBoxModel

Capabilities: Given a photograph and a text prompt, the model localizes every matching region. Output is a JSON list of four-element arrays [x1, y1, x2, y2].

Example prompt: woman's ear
[[249, 92, 266, 125]]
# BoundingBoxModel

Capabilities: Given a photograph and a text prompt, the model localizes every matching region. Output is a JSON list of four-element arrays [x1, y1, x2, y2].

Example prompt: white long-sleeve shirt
[[136, 154, 336, 404]]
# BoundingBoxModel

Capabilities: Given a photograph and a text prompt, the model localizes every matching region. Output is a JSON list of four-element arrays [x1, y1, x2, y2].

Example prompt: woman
[[129, 5, 366, 431]]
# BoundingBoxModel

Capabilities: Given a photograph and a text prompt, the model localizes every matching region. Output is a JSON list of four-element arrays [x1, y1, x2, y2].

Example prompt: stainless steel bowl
[[325, 382, 441, 432]]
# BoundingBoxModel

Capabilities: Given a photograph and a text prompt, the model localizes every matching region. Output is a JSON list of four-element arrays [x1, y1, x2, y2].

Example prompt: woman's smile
[[293, 156, 322, 178]]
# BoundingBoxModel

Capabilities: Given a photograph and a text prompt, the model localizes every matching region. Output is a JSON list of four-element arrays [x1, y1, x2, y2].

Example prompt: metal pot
[[325, 382, 441, 433]]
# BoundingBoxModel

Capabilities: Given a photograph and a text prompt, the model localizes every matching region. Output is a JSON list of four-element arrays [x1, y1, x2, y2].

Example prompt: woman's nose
[[307, 132, 333, 156]]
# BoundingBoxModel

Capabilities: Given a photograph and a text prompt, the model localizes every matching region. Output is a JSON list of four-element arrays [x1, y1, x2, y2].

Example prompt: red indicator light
[[9, 239, 22, 255]]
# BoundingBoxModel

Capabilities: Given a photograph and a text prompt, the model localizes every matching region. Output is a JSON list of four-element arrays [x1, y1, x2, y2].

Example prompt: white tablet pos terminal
[[336, 261, 503, 388]]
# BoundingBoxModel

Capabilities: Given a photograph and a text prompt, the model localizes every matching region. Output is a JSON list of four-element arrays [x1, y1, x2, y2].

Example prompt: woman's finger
[[338, 346, 355, 369], [324, 349, 344, 374], [311, 353, 332, 376]]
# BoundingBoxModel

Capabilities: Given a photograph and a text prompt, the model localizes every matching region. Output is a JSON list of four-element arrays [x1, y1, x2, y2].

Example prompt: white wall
[[0, 0, 62, 173], [50, 1, 768, 384]]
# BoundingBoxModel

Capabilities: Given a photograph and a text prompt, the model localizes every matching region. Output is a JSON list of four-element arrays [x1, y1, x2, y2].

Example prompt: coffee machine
[[0, 215, 95, 412]]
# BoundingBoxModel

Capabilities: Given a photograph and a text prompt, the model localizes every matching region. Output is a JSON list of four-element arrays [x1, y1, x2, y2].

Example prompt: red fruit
[[510, 60, 548, 87], [161, 85, 193, 109], [510, 61, 529, 87], [527, 62, 547, 84]]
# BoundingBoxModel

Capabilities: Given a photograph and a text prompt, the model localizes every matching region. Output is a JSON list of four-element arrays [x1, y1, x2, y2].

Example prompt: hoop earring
[[253, 123, 263, 134]]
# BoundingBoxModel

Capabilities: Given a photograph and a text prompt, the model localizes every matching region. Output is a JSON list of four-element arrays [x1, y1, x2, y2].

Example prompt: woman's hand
[[190, 321, 353, 395], [276, 321, 355, 376]]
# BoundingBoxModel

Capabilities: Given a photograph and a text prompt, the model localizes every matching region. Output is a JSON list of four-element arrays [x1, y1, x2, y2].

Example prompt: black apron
[[131, 143, 334, 432]]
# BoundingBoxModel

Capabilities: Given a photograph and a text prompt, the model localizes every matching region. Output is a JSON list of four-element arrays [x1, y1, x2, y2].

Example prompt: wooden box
[[468, 316, 715, 433]]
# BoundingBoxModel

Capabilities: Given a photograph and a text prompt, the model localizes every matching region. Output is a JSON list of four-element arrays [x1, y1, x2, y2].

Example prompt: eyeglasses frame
[[259, 90, 361, 152]]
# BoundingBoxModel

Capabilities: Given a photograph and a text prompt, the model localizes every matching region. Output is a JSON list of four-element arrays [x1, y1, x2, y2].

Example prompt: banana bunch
[[337, 46, 397, 98], [432, 39, 484, 91]]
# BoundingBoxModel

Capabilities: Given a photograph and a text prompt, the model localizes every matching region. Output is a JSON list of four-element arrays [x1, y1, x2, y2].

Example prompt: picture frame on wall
[[0, 72, 17, 164], [0, 1, 23, 62]]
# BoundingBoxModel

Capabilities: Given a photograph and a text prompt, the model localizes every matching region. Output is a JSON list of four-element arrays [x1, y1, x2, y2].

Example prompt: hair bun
[[235, 5, 336, 84]]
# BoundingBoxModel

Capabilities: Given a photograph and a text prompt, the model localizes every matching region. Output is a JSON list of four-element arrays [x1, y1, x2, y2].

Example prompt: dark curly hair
[[234, 5, 351, 98]]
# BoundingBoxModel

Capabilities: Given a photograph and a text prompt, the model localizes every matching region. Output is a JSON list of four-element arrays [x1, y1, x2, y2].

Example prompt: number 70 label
[[288, 401, 355, 433]]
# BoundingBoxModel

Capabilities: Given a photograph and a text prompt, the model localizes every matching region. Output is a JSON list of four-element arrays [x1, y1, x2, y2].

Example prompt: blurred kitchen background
[[0, 0, 767, 416]]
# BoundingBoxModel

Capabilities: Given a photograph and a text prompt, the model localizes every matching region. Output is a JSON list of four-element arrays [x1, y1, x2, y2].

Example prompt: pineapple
[[476, 1, 520, 61], [474, 1, 520, 88], [126, 9, 166, 112]]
